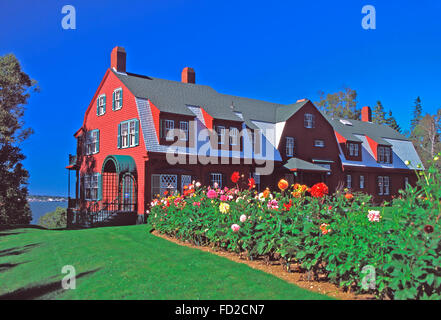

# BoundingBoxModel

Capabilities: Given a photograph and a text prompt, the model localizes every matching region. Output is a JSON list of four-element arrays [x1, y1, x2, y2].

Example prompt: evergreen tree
[[386, 110, 402, 133], [0, 54, 36, 224], [410, 96, 423, 133], [372, 101, 387, 125]]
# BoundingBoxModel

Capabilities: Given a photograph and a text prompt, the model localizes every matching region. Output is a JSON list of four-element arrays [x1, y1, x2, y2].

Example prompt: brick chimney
[[181, 67, 195, 84], [361, 106, 372, 122], [111, 46, 126, 73]]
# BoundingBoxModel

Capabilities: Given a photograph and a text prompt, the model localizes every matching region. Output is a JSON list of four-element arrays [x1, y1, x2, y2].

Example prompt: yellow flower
[[219, 202, 230, 214]]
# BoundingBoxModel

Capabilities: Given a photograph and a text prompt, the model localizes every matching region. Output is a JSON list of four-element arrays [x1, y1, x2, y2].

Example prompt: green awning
[[284, 158, 330, 172], [102, 155, 137, 174]]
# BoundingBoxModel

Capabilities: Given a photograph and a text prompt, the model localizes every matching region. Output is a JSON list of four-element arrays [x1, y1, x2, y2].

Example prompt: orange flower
[[278, 179, 289, 191], [345, 193, 354, 200], [320, 223, 331, 235], [263, 188, 270, 199]]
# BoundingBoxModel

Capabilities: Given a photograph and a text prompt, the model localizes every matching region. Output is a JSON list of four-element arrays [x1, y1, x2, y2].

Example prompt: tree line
[[315, 88, 440, 169]]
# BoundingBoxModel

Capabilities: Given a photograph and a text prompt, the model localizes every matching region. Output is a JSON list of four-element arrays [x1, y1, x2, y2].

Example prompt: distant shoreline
[[28, 196, 68, 202]]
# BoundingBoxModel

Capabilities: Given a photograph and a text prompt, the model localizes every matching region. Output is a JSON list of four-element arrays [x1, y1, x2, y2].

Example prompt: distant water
[[29, 201, 68, 224]]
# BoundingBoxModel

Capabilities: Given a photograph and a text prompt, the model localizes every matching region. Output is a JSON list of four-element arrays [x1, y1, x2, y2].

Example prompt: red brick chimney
[[361, 106, 372, 122], [111, 46, 126, 73], [181, 67, 195, 84]]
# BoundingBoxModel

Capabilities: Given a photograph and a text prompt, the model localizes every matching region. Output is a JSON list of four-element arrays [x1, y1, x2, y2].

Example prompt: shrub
[[148, 158, 441, 300], [38, 207, 67, 229]]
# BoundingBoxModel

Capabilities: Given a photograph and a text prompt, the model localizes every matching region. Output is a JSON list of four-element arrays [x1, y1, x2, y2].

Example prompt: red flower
[[309, 183, 329, 198], [248, 178, 256, 189], [231, 171, 240, 183], [163, 190, 168, 196], [283, 199, 293, 211]]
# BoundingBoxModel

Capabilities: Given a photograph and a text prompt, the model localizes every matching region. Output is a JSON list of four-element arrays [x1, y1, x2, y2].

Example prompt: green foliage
[[0, 54, 37, 225], [410, 96, 423, 133], [373, 101, 387, 125], [149, 163, 441, 300], [38, 207, 67, 229], [315, 87, 361, 120]]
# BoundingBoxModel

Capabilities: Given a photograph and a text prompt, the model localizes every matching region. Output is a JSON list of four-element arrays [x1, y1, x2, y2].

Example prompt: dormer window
[[97, 94, 106, 116], [229, 127, 239, 146], [160, 119, 175, 141], [215, 125, 226, 144], [304, 113, 315, 128], [179, 121, 189, 141], [378, 146, 392, 164], [286, 137, 294, 157], [348, 143, 359, 157]]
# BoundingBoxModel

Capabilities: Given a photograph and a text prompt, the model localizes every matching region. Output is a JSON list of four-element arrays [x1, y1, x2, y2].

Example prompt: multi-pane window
[[113, 88, 123, 110], [378, 176, 390, 195], [314, 139, 325, 147], [216, 126, 226, 144], [348, 143, 359, 157], [97, 94, 106, 116], [360, 175, 365, 189], [304, 113, 315, 128], [229, 127, 239, 146], [347, 174, 352, 189], [179, 121, 189, 141], [118, 119, 139, 149], [286, 137, 294, 157], [84, 173, 99, 201], [210, 173, 222, 188], [85, 130, 99, 155], [378, 146, 392, 164], [160, 119, 175, 141]]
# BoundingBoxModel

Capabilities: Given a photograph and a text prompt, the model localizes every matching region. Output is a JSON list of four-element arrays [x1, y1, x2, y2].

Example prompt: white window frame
[[304, 113, 315, 128], [164, 120, 175, 141], [151, 174, 178, 199], [229, 127, 239, 146], [179, 121, 189, 141], [121, 122, 129, 148], [384, 176, 390, 195], [314, 139, 325, 148], [210, 173, 222, 188], [113, 88, 122, 110], [347, 174, 352, 189], [98, 94, 106, 116], [378, 146, 392, 164], [360, 175, 365, 189], [348, 143, 359, 157], [286, 137, 294, 157], [216, 126, 226, 145], [86, 130, 99, 155], [84, 173, 99, 201]]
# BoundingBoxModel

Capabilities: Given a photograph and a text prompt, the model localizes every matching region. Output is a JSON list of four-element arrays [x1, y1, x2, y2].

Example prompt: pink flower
[[231, 224, 240, 233], [192, 202, 201, 207], [207, 189, 217, 199], [368, 210, 381, 222], [240, 214, 247, 223], [220, 195, 228, 201], [267, 199, 279, 210]]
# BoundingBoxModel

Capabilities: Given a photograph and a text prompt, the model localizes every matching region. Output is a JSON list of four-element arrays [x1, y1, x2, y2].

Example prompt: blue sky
[[1, 0, 440, 196]]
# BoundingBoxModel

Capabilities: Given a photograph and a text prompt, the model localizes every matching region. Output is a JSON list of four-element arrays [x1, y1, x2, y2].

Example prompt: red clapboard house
[[66, 46, 423, 227]]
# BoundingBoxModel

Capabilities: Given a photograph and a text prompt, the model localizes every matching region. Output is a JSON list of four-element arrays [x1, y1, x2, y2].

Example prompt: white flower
[[195, 181, 201, 188], [367, 210, 381, 222]]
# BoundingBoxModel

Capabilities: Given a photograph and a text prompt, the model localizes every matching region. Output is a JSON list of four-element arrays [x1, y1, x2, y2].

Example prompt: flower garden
[[148, 160, 441, 300]]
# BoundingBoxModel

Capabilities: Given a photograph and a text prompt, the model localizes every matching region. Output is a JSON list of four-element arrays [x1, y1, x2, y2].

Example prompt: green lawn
[[0, 225, 329, 300]]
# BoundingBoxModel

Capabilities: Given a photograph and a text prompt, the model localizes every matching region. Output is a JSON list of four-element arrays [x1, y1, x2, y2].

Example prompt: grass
[[0, 225, 330, 300]]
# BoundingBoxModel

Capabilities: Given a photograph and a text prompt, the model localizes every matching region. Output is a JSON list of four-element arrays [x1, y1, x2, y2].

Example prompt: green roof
[[324, 115, 409, 144], [283, 158, 330, 172]]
